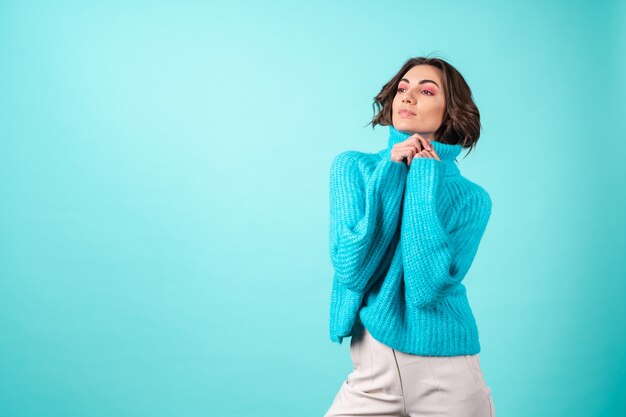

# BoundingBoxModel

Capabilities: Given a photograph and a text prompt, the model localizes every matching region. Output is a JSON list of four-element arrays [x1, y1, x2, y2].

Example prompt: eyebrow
[[400, 78, 440, 88]]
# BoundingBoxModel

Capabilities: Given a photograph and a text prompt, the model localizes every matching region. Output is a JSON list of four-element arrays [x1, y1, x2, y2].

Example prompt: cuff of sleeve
[[406, 158, 443, 199], [376, 152, 408, 184]]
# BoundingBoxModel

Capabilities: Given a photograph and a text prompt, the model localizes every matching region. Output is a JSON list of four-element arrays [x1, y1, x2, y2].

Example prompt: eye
[[397, 87, 434, 95]]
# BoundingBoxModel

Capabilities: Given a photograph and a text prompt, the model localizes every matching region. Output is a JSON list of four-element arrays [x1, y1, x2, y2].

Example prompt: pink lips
[[398, 109, 416, 117]]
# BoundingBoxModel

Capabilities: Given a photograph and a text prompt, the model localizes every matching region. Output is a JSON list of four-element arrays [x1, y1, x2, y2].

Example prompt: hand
[[390, 134, 440, 166]]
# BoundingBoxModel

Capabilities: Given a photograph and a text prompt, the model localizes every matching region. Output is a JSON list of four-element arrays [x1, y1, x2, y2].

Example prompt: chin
[[393, 120, 418, 133]]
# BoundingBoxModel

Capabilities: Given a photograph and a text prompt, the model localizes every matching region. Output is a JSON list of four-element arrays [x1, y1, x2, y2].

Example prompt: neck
[[387, 125, 462, 176]]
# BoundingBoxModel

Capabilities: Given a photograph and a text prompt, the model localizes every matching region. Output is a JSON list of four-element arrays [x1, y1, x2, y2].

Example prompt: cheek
[[427, 100, 445, 114], [392, 99, 400, 113]]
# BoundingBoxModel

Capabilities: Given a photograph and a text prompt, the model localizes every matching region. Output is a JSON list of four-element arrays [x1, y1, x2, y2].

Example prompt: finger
[[417, 137, 432, 152], [407, 147, 418, 165], [402, 141, 420, 153], [411, 135, 425, 152], [396, 143, 416, 155], [424, 149, 440, 160], [399, 150, 411, 164], [400, 144, 418, 161], [424, 145, 440, 161], [415, 136, 426, 152], [398, 143, 415, 152], [391, 146, 411, 162], [406, 134, 424, 152]]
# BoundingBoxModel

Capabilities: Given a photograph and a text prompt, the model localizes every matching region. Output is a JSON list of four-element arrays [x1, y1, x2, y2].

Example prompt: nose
[[402, 93, 414, 104]]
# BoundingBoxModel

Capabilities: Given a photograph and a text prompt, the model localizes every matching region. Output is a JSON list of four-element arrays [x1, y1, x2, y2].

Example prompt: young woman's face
[[392, 65, 446, 140]]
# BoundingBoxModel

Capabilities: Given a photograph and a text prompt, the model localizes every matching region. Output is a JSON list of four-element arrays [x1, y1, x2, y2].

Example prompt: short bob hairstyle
[[368, 56, 481, 158]]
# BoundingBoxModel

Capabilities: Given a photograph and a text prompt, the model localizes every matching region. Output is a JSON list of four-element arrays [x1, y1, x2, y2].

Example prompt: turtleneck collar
[[386, 125, 462, 176]]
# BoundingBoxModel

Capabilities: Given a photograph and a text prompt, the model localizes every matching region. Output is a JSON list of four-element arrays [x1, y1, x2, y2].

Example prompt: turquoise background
[[1, 1, 624, 416]]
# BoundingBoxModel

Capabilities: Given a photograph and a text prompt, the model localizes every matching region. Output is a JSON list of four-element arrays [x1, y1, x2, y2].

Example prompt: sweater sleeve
[[400, 158, 492, 309], [329, 150, 408, 292]]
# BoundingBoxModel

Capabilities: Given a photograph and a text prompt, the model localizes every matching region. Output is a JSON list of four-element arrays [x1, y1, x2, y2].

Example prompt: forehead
[[401, 65, 443, 83]]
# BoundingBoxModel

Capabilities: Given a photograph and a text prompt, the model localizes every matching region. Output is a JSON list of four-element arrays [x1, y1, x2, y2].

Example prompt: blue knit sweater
[[328, 125, 492, 356]]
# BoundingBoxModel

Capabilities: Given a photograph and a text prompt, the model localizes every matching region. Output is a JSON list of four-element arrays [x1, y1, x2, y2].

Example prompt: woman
[[324, 56, 496, 416]]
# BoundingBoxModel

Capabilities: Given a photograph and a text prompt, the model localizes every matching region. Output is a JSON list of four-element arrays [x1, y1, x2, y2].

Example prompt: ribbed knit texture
[[328, 125, 492, 356]]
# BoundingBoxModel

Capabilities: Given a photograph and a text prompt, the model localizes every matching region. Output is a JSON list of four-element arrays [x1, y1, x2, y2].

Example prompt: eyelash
[[397, 87, 434, 96]]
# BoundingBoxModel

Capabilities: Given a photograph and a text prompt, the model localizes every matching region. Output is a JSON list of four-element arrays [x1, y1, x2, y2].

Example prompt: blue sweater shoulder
[[329, 150, 385, 183]]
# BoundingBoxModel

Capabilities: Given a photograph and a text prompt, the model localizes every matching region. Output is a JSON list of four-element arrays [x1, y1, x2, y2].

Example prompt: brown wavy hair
[[366, 56, 482, 159]]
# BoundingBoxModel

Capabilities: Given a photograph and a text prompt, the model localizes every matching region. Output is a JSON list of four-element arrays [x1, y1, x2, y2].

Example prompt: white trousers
[[324, 324, 496, 417]]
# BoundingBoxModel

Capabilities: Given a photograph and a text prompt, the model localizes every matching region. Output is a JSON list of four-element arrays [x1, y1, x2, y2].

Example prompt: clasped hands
[[390, 133, 440, 166]]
